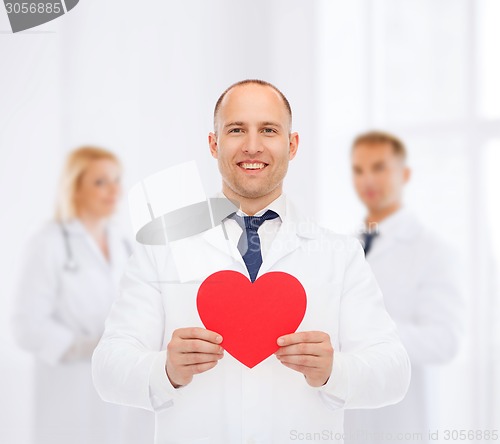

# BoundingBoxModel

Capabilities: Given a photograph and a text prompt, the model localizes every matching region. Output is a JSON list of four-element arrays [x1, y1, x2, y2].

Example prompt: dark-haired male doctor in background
[[345, 131, 464, 444]]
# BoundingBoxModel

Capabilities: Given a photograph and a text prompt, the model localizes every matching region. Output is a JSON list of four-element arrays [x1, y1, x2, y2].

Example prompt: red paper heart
[[197, 270, 307, 368]]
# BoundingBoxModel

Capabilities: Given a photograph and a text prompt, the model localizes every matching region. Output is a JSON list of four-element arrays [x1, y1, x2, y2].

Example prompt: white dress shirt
[[222, 192, 286, 260]]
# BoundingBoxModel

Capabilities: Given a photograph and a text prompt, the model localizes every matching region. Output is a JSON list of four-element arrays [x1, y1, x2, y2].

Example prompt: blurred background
[[1, 0, 499, 442]]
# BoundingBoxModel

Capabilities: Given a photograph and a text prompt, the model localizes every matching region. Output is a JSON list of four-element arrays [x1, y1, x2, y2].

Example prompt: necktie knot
[[232, 209, 280, 232], [245, 210, 280, 231], [229, 209, 280, 282]]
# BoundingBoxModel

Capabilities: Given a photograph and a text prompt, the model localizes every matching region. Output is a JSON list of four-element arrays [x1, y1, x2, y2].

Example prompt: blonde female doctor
[[12, 147, 153, 444]]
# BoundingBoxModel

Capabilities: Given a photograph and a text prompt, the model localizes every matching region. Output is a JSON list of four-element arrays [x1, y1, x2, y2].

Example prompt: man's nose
[[361, 172, 377, 187], [243, 132, 264, 154], [108, 182, 121, 196]]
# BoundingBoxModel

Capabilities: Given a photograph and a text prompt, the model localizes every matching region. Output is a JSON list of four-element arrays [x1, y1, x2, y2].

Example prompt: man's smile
[[237, 161, 269, 172]]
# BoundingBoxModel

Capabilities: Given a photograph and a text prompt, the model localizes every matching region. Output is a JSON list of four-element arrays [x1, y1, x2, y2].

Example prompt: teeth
[[240, 163, 266, 170]]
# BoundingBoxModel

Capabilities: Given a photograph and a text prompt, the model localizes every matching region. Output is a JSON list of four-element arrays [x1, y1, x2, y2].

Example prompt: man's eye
[[262, 128, 276, 134], [229, 128, 243, 133]]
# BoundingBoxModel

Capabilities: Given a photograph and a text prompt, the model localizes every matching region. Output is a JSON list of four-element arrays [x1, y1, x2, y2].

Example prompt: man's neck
[[365, 202, 402, 226], [222, 185, 282, 216]]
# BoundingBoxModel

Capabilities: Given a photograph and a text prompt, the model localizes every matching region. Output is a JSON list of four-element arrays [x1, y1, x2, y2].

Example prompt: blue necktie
[[361, 231, 378, 256], [231, 209, 280, 282]]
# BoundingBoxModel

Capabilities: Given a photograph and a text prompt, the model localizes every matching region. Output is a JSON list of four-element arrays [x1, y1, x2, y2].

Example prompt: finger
[[279, 361, 313, 374], [188, 360, 219, 375], [175, 327, 223, 344], [179, 352, 224, 365], [277, 331, 329, 346], [275, 343, 321, 357], [279, 360, 327, 377], [280, 362, 329, 387], [181, 339, 224, 355], [276, 354, 322, 368]]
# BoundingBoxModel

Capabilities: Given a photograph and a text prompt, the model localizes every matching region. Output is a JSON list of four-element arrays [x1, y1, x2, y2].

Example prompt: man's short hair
[[352, 130, 407, 162], [213, 79, 292, 132]]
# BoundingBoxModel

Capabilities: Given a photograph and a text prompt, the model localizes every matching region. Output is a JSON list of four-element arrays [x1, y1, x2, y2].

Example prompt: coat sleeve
[[395, 238, 465, 365], [92, 242, 181, 412], [11, 226, 77, 365], [317, 237, 411, 410]]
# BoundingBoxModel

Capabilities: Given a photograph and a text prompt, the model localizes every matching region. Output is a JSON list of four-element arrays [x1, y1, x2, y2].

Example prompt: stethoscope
[[60, 223, 132, 273]]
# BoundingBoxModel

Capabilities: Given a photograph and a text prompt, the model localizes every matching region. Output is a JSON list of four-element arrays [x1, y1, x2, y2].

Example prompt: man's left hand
[[275, 331, 334, 387]]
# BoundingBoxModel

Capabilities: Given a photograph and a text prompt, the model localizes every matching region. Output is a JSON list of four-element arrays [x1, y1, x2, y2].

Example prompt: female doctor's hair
[[54, 146, 121, 222], [352, 130, 408, 162]]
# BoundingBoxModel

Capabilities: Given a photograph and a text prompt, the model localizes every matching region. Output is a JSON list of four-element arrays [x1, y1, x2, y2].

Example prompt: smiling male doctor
[[92, 80, 410, 444]]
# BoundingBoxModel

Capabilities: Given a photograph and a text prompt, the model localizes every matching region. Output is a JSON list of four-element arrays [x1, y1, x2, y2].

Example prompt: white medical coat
[[344, 208, 464, 443], [92, 198, 411, 444], [12, 219, 154, 444]]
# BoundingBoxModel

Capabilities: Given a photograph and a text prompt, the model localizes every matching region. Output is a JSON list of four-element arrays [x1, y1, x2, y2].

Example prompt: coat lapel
[[169, 197, 318, 283], [169, 224, 247, 283], [258, 199, 318, 277], [65, 219, 112, 270], [366, 233, 396, 261], [202, 223, 246, 269], [365, 209, 422, 261]]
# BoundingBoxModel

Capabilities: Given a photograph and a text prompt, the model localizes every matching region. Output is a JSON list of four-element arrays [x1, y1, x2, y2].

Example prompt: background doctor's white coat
[[1, 1, 499, 443]]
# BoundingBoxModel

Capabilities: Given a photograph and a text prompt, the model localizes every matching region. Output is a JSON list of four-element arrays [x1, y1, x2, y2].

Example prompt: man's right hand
[[165, 327, 224, 388]]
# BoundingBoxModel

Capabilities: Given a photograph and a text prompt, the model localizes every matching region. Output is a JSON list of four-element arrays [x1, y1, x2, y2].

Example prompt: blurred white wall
[[58, 0, 320, 218], [1, 1, 499, 443]]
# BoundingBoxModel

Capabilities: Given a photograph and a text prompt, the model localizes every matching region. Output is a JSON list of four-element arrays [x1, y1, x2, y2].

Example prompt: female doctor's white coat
[[12, 219, 154, 444]]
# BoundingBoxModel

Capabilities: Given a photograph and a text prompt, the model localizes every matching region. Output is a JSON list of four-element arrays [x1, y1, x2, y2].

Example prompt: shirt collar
[[374, 207, 408, 234], [61, 217, 118, 238], [215, 191, 287, 221], [365, 207, 421, 240], [61, 218, 87, 235]]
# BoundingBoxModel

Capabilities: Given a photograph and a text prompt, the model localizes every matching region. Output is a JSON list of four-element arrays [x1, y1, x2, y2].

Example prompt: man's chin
[[363, 197, 382, 209], [231, 184, 273, 200], [237, 190, 269, 199], [223, 175, 282, 200]]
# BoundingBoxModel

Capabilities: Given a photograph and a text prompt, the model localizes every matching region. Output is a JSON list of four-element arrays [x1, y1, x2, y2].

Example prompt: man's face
[[351, 142, 410, 212], [209, 84, 298, 200]]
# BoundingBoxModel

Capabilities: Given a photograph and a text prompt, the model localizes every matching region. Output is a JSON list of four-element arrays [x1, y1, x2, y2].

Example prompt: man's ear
[[288, 132, 299, 160], [208, 132, 218, 159], [403, 166, 411, 184]]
